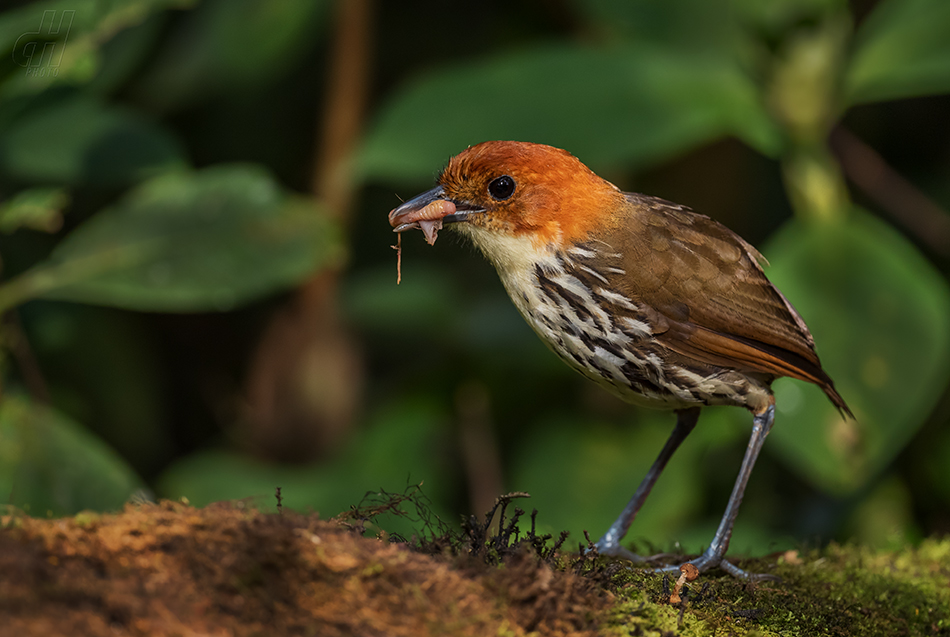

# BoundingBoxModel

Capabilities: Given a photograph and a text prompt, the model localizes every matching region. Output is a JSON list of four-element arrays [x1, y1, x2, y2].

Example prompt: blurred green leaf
[[344, 263, 461, 337], [573, 0, 748, 57], [733, 0, 848, 36], [157, 397, 457, 538], [358, 43, 781, 184], [85, 11, 169, 97], [844, 475, 919, 550], [764, 209, 950, 495], [344, 259, 559, 376], [0, 0, 194, 99], [0, 95, 187, 184], [11, 164, 341, 312], [0, 394, 144, 515], [846, 0, 950, 104], [130, 0, 330, 111], [24, 303, 171, 475], [926, 423, 950, 505], [0, 186, 68, 233], [509, 408, 750, 552]]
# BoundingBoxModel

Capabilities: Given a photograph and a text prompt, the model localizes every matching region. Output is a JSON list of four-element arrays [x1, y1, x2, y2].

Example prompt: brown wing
[[603, 193, 851, 415]]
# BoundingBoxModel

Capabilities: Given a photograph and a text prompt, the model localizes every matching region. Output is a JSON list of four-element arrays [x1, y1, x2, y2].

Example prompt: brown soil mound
[[0, 500, 608, 636]]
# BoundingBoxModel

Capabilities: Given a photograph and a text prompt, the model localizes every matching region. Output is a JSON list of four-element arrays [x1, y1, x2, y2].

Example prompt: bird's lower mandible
[[388, 140, 852, 580]]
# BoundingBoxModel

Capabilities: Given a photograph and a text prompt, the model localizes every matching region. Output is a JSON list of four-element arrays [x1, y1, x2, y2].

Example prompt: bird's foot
[[652, 548, 781, 582], [595, 541, 779, 581], [594, 536, 780, 581]]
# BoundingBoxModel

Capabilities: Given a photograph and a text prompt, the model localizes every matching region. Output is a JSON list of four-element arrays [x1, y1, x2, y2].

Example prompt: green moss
[[72, 511, 102, 527], [0, 506, 26, 529], [601, 539, 950, 636]]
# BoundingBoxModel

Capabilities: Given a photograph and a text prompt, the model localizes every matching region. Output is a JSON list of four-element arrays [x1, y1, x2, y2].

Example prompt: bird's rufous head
[[389, 141, 626, 248]]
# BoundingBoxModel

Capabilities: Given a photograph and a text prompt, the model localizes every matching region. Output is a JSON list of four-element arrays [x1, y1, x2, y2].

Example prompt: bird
[[388, 140, 852, 578]]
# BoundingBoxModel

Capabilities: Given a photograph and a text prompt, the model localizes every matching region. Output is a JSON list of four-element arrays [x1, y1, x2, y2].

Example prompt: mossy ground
[[0, 497, 947, 636], [602, 541, 950, 636]]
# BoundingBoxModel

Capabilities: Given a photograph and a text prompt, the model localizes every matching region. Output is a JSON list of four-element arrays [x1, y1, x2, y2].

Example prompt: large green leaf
[[0, 394, 144, 516], [846, 0, 950, 104], [0, 164, 342, 312], [0, 95, 187, 184], [763, 210, 950, 495], [358, 43, 780, 184]]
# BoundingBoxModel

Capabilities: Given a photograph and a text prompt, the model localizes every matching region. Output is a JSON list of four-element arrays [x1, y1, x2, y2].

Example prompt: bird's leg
[[656, 403, 778, 580], [595, 407, 700, 561]]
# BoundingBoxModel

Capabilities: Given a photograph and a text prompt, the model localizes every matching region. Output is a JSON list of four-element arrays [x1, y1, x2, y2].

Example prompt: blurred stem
[[781, 146, 850, 224], [0, 268, 58, 316], [312, 0, 372, 219], [4, 311, 51, 403], [0, 266, 68, 398], [242, 0, 372, 460], [0, 243, 155, 316], [768, 14, 852, 222], [0, 260, 104, 316], [456, 381, 505, 520]]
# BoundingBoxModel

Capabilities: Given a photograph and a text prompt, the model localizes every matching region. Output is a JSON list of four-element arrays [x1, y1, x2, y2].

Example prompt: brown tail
[[816, 375, 853, 419], [676, 327, 855, 419]]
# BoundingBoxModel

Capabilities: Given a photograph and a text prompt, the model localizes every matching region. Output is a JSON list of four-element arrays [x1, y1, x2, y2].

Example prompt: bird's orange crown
[[437, 141, 627, 247]]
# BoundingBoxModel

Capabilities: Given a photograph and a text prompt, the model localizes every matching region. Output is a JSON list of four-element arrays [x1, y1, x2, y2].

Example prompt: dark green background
[[1, 0, 949, 557]]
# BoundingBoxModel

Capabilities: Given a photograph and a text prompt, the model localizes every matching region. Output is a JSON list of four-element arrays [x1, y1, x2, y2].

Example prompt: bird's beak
[[388, 185, 484, 234]]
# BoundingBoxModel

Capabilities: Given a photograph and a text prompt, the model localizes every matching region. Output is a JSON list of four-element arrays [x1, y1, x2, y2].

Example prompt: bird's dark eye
[[488, 175, 516, 201]]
